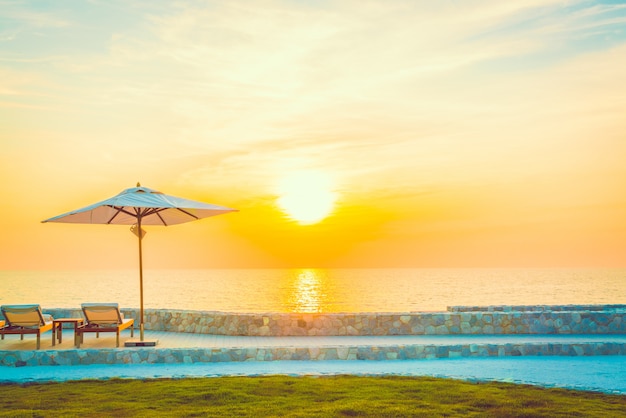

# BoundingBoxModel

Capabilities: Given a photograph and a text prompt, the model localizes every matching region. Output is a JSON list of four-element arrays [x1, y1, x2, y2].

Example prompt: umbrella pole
[[138, 218, 145, 341]]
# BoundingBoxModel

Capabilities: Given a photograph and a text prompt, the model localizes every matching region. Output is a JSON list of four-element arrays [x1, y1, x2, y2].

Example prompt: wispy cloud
[[0, 9, 70, 29], [2, 0, 625, 194]]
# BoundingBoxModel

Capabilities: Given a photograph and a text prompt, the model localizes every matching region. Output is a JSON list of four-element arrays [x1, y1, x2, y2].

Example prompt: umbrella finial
[[137, 182, 141, 187]]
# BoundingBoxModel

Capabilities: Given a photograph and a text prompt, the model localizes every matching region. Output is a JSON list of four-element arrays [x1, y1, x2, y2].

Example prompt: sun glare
[[277, 171, 337, 225]]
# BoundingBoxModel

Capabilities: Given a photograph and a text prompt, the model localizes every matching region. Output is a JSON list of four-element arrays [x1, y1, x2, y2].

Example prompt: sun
[[277, 171, 337, 225]]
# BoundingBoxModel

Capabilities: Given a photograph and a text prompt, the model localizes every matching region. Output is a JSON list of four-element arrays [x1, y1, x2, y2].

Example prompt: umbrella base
[[124, 339, 159, 347]]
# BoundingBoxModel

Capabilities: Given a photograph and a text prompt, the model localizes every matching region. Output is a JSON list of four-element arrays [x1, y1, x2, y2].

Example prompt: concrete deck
[[1, 328, 625, 353]]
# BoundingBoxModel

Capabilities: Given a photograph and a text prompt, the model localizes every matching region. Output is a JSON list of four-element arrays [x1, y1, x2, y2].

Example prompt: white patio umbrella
[[42, 183, 237, 345]]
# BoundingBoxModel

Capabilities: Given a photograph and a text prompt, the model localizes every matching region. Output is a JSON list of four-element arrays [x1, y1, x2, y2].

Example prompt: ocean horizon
[[1, 268, 625, 314]]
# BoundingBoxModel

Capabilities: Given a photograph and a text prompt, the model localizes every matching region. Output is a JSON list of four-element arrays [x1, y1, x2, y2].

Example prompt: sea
[[1, 268, 625, 313]]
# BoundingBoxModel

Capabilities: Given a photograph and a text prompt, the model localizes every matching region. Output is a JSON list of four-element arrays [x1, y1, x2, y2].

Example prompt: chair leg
[[116, 331, 120, 347], [131, 327, 134, 337], [37, 333, 40, 350]]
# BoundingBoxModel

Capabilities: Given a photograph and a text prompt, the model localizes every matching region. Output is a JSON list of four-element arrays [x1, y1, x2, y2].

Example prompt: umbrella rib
[[176, 207, 199, 220], [99, 205, 202, 225], [106, 206, 131, 224], [137, 207, 170, 226], [155, 211, 168, 226]]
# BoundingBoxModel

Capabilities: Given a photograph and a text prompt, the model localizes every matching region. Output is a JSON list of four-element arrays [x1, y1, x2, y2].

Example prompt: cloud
[[0, 3, 70, 29], [2, 0, 625, 196]]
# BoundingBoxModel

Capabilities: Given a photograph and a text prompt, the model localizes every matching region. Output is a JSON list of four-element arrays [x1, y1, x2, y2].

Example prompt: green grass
[[1, 375, 625, 417]]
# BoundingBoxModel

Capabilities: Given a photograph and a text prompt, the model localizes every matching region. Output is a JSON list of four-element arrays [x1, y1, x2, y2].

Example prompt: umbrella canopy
[[43, 184, 236, 226], [42, 183, 237, 344]]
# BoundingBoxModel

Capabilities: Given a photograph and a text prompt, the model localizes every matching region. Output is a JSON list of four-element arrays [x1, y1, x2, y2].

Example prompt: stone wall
[[448, 304, 626, 312], [43, 305, 626, 337], [2, 341, 625, 367]]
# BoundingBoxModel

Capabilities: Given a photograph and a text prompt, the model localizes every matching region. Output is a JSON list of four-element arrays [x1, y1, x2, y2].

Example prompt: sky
[[1, 0, 625, 270]]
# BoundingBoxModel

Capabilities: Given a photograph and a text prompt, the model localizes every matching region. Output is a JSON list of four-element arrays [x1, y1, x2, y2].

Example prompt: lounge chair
[[76, 303, 134, 348], [0, 304, 54, 349]]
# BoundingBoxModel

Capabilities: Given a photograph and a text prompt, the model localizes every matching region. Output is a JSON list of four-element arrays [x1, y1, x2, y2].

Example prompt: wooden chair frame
[[76, 303, 134, 348], [0, 304, 54, 350]]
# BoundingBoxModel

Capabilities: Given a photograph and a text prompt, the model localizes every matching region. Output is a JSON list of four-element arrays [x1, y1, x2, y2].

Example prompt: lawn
[[1, 375, 625, 417]]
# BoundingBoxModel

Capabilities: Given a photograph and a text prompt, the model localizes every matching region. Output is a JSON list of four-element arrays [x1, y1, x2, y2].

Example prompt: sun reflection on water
[[291, 269, 325, 313]]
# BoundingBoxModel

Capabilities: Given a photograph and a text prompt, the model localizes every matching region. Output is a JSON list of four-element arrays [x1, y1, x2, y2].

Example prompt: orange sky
[[1, 1, 625, 270]]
